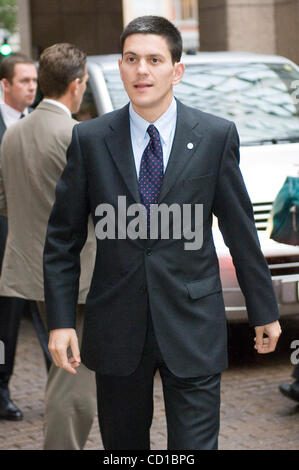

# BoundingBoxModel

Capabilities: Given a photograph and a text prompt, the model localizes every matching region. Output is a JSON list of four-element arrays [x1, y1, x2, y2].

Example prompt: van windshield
[[102, 61, 299, 145]]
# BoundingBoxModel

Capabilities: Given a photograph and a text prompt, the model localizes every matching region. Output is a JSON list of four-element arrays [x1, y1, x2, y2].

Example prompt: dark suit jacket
[[0, 110, 7, 269], [43, 100, 279, 378], [0, 110, 6, 143]]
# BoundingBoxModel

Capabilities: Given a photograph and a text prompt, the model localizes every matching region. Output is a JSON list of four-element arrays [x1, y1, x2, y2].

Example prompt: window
[[102, 61, 299, 144]]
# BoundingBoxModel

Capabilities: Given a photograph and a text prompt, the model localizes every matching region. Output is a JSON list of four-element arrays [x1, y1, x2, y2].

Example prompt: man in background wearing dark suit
[[44, 16, 282, 450], [0, 54, 37, 421]]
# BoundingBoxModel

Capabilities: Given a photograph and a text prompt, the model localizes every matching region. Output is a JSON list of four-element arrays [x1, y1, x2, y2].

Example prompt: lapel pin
[[187, 143, 194, 150]]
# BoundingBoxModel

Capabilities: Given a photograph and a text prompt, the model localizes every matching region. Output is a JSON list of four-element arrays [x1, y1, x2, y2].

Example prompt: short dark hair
[[0, 53, 35, 82], [38, 43, 86, 98], [120, 16, 182, 63]]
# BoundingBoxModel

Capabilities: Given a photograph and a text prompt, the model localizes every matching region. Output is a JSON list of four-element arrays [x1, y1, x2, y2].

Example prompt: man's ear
[[1, 78, 11, 94], [69, 77, 80, 96], [118, 57, 123, 81], [172, 62, 185, 86]]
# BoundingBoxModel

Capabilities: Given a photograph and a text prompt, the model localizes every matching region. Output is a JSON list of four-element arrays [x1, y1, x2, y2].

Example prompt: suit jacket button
[[146, 248, 152, 256]]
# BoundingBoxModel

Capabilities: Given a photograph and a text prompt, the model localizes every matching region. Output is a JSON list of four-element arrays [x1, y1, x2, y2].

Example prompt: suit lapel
[[158, 100, 204, 204], [104, 101, 205, 248], [104, 101, 204, 206], [105, 104, 141, 204]]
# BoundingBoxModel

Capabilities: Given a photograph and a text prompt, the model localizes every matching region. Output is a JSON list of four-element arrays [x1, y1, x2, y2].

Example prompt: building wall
[[16, 0, 299, 63], [227, 0, 276, 54], [18, 0, 199, 58], [198, 0, 228, 51], [17, 0, 32, 56], [275, 0, 299, 64], [122, 0, 172, 25], [123, 0, 199, 50], [198, 0, 299, 64], [29, 0, 124, 58]]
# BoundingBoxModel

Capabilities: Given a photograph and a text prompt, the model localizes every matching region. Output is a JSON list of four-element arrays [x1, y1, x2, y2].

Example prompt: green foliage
[[0, 0, 17, 35]]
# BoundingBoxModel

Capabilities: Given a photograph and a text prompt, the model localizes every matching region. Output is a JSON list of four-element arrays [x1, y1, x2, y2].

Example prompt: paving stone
[[0, 315, 299, 450]]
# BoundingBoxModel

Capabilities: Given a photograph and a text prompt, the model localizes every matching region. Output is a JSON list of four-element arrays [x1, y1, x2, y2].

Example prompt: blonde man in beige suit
[[0, 44, 97, 450]]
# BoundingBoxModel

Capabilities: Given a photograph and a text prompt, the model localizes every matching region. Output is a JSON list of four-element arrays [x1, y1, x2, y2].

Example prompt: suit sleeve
[[43, 124, 90, 330], [0, 139, 7, 216], [212, 122, 279, 327]]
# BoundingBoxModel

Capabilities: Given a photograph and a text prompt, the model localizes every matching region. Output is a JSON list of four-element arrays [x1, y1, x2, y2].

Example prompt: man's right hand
[[48, 328, 81, 375]]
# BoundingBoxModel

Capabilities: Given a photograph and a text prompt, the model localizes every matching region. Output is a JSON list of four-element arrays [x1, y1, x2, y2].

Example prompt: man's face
[[118, 34, 184, 119], [2, 63, 38, 112]]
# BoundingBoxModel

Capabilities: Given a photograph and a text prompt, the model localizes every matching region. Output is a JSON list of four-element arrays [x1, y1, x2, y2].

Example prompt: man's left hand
[[254, 320, 282, 354]]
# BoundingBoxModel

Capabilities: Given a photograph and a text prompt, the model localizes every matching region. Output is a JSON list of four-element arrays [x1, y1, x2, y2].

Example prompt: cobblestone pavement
[[0, 314, 299, 450]]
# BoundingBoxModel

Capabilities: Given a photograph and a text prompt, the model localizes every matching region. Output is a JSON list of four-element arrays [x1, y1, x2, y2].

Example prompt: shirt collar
[[129, 98, 177, 146], [42, 98, 72, 118], [0, 102, 29, 120]]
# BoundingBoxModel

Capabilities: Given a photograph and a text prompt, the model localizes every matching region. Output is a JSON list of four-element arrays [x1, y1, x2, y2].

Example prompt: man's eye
[[127, 57, 136, 63], [151, 58, 159, 64]]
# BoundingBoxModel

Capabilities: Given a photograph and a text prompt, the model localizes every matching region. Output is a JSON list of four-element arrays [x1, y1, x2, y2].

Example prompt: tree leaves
[[0, 0, 17, 35]]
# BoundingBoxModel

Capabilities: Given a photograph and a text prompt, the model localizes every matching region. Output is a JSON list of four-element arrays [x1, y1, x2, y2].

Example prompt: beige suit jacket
[[0, 101, 95, 301]]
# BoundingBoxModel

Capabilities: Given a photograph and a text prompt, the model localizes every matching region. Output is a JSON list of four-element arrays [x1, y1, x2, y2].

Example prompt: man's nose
[[29, 80, 36, 90], [137, 59, 149, 75]]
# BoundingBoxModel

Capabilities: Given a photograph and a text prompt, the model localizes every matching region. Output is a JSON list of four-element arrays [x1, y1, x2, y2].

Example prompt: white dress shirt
[[0, 102, 29, 129], [129, 98, 177, 178]]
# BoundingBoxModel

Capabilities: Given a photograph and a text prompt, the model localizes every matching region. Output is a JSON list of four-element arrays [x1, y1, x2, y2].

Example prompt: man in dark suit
[[44, 16, 282, 450], [0, 53, 37, 421]]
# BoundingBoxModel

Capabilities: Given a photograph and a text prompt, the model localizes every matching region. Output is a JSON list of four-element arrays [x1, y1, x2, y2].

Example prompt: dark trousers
[[292, 363, 299, 381], [0, 216, 25, 385], [0, 297, 24, 382], [96, 313, 221, 450], [0, 216, 50, 386]]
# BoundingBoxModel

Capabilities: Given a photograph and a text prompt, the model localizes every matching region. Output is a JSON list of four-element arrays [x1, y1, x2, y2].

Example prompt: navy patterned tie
[[138, 125, 164, 231]]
